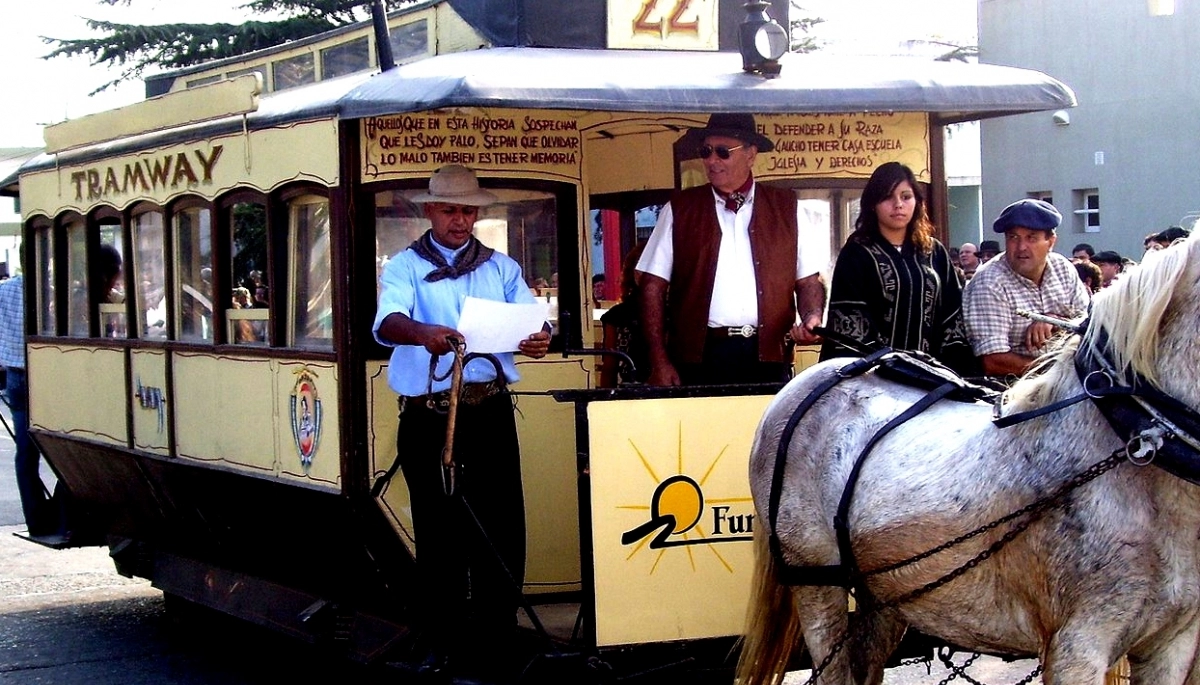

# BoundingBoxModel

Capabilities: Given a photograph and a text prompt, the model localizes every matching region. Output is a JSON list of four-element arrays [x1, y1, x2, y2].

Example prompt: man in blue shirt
[[0, 272, 52, 535], [372, 165, 550, 679]]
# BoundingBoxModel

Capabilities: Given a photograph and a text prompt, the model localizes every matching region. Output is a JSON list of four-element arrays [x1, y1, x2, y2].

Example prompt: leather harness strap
[[769, 347, 975, 587]]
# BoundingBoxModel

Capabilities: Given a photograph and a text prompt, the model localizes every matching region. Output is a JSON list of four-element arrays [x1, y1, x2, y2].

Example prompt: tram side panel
[[367, 357, 586, 597]]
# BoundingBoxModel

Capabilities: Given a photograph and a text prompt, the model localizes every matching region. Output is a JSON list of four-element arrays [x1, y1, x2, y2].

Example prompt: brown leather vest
[[667, 183, 799, 364]]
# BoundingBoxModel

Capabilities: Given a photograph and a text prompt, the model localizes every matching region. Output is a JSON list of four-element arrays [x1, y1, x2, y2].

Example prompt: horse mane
[[1002, 238, 1195, 411], [1083, 237, 1196, 387]]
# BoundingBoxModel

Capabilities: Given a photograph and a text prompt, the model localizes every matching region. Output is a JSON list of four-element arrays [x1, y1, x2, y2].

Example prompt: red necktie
[[720, 177, 753, 213]]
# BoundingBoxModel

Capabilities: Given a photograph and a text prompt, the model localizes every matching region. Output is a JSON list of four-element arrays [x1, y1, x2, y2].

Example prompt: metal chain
[[868, 449, 1127, 577], [935, 651, 980, 685], [876, 449, 1126, 610]]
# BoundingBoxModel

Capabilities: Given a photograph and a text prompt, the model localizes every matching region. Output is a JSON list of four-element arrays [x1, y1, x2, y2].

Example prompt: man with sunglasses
[[636, 112, 828, 386]]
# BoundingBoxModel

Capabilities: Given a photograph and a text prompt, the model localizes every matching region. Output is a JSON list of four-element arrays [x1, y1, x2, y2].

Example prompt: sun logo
[[619, 423, 754, 572]]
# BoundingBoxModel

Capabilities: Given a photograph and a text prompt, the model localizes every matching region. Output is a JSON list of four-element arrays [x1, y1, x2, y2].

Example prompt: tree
[[789, 2, 824, 54], [42, 0, 416, 94]]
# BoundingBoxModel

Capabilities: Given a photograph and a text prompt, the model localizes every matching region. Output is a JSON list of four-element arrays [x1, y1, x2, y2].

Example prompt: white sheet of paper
[[457, 297, 550, 354]]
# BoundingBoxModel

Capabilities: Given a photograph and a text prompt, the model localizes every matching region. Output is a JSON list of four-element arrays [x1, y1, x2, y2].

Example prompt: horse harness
[[768, 327, 1200, 589]]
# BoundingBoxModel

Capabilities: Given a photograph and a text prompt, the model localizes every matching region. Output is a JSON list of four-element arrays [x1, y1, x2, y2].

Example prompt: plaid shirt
[[0, 275, 25, 369], [962, 252, 1089, 357]]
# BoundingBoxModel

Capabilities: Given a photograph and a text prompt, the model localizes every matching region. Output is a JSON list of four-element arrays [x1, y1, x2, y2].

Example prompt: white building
[[979, 0, 1196, 259]]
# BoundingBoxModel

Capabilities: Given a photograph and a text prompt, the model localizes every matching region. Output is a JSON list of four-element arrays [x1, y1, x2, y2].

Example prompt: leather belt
[[406, 380, 504, 411], [708, 325, 759, 339]]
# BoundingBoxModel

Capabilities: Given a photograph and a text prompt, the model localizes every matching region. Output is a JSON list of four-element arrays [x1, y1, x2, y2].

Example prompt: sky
[[0, 0, 977, 149], [0, 0, 282, 148]]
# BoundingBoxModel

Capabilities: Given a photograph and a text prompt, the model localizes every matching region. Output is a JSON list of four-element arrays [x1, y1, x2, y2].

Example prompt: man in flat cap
[[636, 112, 829, 386], [962, 198, 1090, 378]]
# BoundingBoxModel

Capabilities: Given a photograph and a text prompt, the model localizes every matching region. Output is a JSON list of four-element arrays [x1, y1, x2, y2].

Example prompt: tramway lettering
[[70, 146, 224, 202]]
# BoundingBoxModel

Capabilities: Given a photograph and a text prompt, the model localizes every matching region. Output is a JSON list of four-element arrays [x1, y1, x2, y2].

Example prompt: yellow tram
[[6, 0, 1075, 679]]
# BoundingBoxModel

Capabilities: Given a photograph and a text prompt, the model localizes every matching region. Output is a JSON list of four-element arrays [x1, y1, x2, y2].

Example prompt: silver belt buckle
[[732, 324, 756, 338]]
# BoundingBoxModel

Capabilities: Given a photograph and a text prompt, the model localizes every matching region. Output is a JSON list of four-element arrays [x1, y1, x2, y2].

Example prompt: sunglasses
[[698, 144, 744, 160]]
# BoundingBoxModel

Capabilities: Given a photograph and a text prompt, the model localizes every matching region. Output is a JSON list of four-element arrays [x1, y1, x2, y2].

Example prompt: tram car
[[4, 0, 1075, 680]]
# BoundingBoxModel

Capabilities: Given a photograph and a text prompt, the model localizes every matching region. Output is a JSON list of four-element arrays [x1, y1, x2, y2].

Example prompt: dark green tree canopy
[[46, 1, 823, 94], [43, 0, 415, 93]]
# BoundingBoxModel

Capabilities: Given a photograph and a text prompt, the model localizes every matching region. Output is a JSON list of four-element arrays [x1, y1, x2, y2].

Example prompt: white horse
[[738, 238, 1200, 685]]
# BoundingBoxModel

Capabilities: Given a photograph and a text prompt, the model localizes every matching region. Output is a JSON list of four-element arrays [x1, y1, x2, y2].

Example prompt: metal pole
[[370, 0, 396, 72]]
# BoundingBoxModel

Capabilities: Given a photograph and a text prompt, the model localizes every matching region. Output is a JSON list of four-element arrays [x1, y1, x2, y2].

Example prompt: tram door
[[366, 179, 586, 597]]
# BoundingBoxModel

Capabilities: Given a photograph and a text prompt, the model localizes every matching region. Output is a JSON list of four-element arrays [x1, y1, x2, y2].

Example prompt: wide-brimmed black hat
[[683, 113, 775, 152]]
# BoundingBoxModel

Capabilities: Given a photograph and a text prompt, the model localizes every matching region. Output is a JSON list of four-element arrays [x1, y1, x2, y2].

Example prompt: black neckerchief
[[410, 230, 495, 282]]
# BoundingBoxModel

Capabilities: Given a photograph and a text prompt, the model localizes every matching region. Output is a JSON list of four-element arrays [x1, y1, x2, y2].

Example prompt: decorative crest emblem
[[289, 367, 323, 470]]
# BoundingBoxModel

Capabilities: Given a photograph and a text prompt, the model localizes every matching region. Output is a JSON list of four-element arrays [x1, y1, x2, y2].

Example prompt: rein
[[433, 340, 466, 496], [369, 342, 507, 499]]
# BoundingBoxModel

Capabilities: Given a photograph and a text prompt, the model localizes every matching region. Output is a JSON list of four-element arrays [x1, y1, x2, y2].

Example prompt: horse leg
[[1134, 621, 1200, 685], [847, 605, 906, 685], [789, 588, 898, 685], [1043, 628, 1136, 685], [792, 585, 854, 684]]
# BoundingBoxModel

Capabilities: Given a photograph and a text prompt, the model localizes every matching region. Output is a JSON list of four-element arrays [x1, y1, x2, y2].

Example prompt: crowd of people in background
[[955, 224, 1191, 297]]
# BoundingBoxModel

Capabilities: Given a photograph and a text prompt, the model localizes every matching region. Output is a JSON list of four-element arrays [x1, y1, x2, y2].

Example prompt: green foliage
[[789, 2, 823, 54], [42, 0, 415, 93]]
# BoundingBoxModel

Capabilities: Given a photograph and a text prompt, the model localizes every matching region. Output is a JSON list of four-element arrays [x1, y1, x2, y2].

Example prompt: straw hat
[[411, 165, 498, 206]]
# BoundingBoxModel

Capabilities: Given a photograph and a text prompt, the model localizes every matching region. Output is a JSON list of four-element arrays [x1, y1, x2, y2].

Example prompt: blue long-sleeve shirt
[[372, 241, 537, 396]]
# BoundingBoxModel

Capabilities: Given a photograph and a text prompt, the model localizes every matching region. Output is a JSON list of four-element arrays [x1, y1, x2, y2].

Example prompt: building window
[[1028, 191, 1053, 207], [1073, 190, 1100, 233]]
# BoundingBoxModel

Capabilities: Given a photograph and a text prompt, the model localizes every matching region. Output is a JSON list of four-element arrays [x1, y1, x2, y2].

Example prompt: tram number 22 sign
[[608, 0, 718, 50]]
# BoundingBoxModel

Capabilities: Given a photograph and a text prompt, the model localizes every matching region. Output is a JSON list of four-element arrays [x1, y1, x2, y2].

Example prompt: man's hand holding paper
[[457, 296, 551, 355]]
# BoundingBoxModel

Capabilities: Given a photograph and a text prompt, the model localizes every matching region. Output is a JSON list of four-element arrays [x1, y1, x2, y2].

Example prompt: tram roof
[[336, 47, 1077, 124], [12, 47, 1075, 180]]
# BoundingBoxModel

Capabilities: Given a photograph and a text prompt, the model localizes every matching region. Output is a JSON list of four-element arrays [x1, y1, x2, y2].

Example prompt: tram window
[[132, 209, 167, 339], [34, 224, 55, 336], [373, 186, 559, 309], [388, 20, 429, 62], [64, 218, 89, 338], [288, 195, 332, 349], [174, 206, 213, 342], [186, 74, 222, 89], [226, 65, 266, 85], [229, 201, 269, 345], [272, 53, 315, 91], [97, 221, 126, 338], [321, 37, 369, 79]]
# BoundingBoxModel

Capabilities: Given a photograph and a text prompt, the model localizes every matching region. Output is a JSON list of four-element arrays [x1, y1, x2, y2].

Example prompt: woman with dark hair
[[819, 161, 977, 375]]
